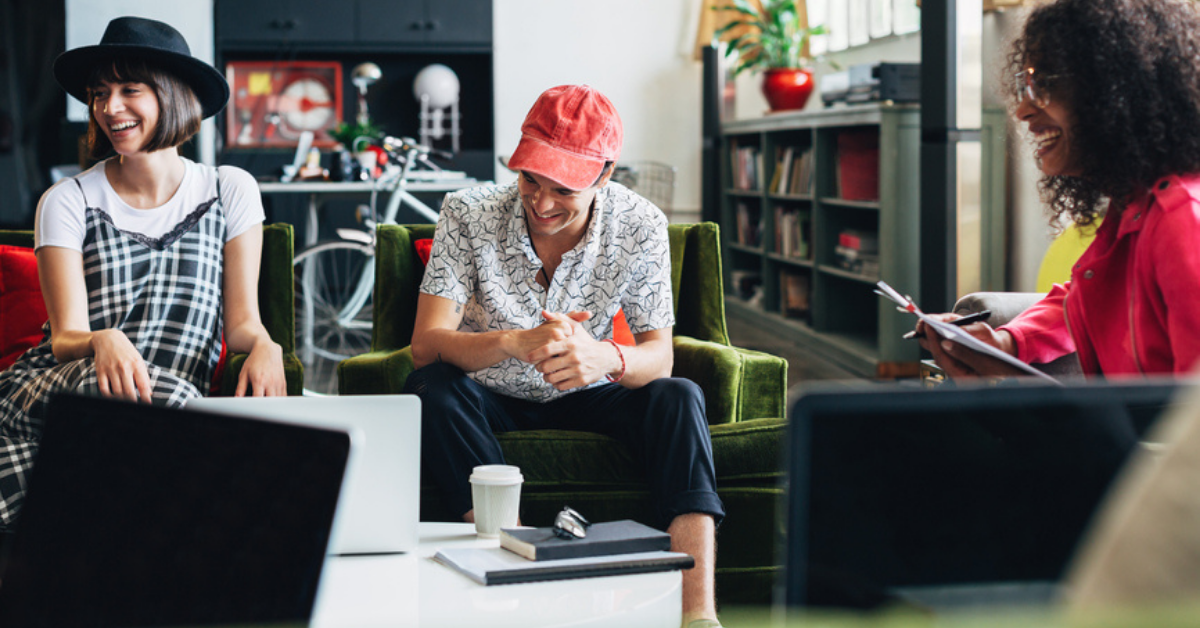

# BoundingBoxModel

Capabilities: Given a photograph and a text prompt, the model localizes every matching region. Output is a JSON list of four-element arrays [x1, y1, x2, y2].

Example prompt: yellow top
[[1036, 217, 1102, 292]]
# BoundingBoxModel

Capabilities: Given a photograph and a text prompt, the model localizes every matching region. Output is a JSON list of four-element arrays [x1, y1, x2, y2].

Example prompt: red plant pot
[[761, 68, 815, 112]]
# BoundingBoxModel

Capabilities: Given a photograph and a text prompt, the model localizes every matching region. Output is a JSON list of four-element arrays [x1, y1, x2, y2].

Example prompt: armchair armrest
[[218, 353, 304, 396], [338, 347, 416, 395], [953, 292, 1047, 327], [215, 223, 303, 396], [672, 336, 787, 426], [952, 291, 1083, 377]]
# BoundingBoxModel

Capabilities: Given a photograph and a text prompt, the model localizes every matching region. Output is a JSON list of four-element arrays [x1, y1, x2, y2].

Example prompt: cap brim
[[507, 136, 608, 191], [53, 45, 230, 119]]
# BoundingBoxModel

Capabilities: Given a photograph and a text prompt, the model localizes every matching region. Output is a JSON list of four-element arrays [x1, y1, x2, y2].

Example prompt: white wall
[[65, 0, 216, 165], [493, 0, 703, 215]]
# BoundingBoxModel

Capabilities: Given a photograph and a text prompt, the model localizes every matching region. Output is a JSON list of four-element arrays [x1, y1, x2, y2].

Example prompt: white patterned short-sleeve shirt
[[420, 181, 674, 402]]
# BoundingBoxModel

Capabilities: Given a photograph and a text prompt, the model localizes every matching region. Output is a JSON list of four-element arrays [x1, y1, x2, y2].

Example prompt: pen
[[903, 309, 992, 340]]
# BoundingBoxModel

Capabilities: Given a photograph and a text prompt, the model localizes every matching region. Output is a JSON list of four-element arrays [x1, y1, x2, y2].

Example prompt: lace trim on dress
[[89, 197, 218, 251]]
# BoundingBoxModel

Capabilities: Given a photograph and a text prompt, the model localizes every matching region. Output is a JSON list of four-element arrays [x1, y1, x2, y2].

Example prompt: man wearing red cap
[[406, 85, 723, 627]]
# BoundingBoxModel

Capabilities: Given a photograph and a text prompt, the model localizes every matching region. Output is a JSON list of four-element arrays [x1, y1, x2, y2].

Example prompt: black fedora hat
[[53, 16, 229, 119]]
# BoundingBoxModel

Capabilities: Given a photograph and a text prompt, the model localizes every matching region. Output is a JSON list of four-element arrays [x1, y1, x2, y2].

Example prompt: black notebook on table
[[500, 519, 671, 561]]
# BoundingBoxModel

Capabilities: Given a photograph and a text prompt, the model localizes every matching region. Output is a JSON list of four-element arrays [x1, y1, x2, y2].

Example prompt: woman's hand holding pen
[[915, 313, 1025, 379]]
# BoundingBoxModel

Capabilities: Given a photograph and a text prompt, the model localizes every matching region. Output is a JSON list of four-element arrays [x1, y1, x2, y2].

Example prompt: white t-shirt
[[35, 158, 265, 251]]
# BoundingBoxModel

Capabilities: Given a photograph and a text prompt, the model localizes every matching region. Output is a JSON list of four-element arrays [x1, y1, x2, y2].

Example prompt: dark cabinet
[[357, 0, 491, 46], [217, 0, 354, 45], [218, 0, 491, 49]]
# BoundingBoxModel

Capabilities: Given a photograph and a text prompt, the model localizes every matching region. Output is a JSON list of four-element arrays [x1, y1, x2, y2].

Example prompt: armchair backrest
[[370, 222, 730, 351], [259, 223, 295, 354], [0, 224, 295, 354]]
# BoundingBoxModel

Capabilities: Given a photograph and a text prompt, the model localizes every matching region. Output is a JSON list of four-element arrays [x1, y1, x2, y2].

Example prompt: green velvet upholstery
[[0, 225, 303, 396], [340, 222, 788, 423], [338, 221, 788, 605]]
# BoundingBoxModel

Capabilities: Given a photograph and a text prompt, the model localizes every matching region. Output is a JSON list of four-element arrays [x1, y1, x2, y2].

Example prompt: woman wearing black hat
[[0, 17, 285, 527]]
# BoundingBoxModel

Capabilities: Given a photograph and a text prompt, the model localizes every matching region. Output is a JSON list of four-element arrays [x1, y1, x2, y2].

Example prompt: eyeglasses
[[552, 506, 592, 540], [1013, 68, 1066, 108]]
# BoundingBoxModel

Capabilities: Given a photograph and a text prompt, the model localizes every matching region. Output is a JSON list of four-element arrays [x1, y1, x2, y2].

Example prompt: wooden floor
[[725, 307, 875, 409]]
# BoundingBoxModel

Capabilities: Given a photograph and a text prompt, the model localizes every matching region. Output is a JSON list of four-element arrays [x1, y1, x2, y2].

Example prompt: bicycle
[[292, 137, 461, 395]]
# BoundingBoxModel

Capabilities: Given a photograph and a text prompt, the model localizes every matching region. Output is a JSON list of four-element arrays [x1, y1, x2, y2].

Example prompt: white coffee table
[[312, 522, 683, 628]]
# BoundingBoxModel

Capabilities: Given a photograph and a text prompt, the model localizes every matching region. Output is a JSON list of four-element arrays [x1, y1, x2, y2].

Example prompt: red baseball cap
[[507, 85, 623, 191]]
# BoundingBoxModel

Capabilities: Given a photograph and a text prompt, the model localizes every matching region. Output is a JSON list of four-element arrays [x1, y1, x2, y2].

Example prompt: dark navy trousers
[[404, 362, 725, 528]]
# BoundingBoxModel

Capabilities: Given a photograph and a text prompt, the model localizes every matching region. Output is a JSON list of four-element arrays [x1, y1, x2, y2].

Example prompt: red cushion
[[415, 238, 433, 265], [0, 246, 48, 371], [0, 245, 231, 391], [412, 237, 635, 345]]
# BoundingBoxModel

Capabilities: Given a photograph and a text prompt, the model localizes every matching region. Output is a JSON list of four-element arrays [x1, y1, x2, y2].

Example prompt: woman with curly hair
[[920, 0, 1200, 378]]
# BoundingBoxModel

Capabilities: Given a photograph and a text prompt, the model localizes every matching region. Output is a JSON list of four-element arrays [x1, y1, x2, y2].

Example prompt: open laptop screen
[[0, 393, 351, 627], [781, 379, 1189, 611]]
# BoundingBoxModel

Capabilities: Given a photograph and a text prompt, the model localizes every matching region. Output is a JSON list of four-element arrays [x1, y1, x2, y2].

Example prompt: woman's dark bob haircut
[[86, 57, 202, 160], [1007, 0, 1200, 226]]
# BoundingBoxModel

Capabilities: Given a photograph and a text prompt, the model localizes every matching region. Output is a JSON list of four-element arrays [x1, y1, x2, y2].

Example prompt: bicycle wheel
[[294, 240, 375, 396]]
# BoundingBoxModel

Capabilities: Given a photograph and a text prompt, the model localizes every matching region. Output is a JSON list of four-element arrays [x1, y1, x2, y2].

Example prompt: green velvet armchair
[[0, 224, 303, 396], [339, 221, 789, 604]]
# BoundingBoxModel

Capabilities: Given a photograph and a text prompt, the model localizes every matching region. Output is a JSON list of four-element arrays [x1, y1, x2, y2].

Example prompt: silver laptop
[[188, 395, 421, 555]]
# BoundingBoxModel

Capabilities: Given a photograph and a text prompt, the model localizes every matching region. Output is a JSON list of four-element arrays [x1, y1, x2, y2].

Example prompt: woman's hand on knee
[[91, 329, 153, 403], [237, 340, 286, 397]]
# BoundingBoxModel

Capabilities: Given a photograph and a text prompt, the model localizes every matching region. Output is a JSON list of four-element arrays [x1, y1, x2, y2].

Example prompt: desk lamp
[[352, 62, 382, 126], [414, 63, 460, 153]]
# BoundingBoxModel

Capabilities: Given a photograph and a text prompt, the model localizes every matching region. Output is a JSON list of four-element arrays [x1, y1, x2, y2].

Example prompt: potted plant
[[714, 0, 827, 111]]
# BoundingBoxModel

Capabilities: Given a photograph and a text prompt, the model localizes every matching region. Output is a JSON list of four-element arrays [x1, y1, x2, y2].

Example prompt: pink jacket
[[1001, 173, 1200, 376]]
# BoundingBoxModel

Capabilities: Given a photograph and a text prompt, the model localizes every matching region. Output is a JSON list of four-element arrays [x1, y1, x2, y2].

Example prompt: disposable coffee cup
[[470, 464, 523, 537]]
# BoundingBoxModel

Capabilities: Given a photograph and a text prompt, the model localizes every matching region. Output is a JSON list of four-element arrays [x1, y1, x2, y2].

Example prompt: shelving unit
[[719, 103, 922, 378], [213, 0, 494, 241]]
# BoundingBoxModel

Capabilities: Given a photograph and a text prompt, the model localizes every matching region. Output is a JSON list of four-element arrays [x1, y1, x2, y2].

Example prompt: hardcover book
[[500, 520, 671, 562]]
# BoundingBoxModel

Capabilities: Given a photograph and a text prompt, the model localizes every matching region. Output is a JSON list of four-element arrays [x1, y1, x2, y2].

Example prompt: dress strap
[[214, 165, 223, 207], [72, 177, 90, 207]]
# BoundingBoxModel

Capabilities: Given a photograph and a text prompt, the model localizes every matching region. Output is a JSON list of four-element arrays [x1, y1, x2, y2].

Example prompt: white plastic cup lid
[[470, 464, 523, 485]]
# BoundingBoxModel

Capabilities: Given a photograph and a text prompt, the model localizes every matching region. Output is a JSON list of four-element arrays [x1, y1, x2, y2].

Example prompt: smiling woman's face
[[1014, 68, 1081, 177]]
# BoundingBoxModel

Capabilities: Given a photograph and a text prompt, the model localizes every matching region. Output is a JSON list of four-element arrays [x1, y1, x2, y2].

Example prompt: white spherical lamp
[[414, 64, 462, 152], [413, 64, 460, 109]]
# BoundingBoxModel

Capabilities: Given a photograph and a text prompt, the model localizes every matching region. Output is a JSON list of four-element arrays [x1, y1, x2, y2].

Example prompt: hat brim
[[53, 44, 230, 119], [507, 135, 612, 191]]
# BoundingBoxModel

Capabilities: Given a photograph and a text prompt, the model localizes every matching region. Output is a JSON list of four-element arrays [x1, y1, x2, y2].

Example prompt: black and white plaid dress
[[0, 173, 226, 528]]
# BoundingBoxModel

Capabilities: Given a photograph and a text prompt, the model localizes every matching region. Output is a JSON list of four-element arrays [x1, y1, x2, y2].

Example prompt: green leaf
[[713, 19, 749, 38]]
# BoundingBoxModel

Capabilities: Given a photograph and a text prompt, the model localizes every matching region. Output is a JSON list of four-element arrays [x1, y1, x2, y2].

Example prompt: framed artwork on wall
[[225, 61, 343, 148]]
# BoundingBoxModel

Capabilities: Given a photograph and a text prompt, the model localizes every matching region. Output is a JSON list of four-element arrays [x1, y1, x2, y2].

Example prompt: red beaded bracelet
[[603, 338, 626, 383]]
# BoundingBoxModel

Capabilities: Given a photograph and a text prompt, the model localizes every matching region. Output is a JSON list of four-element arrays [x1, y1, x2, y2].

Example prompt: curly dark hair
[[1008, 0, 1200, 226]]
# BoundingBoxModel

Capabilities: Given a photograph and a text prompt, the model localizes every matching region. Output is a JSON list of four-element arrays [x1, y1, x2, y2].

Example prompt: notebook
[[0, 393, 353, 627], [188, 394, 422, 555]]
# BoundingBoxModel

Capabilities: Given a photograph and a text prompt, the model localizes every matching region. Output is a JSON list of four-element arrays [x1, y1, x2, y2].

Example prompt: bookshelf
[[719, 103, 922, 378]]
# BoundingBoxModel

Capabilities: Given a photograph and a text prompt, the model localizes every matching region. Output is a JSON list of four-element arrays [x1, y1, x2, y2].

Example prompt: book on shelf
[[731, 143, 763, 191], [770, 146, 815, 195], [774, 207, 811, 259], [433, 546, 694, 586], [834, 229, 880, 277], [730, 270, 763, 301], [837, 229, 879, 254], [781, 272, 811, 317], [786, 148, 815, 195], [500, 520, 671, 562], [736, 202, 763, 247], [836, 129, 880, 201], [772, 146, 794, 194]]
